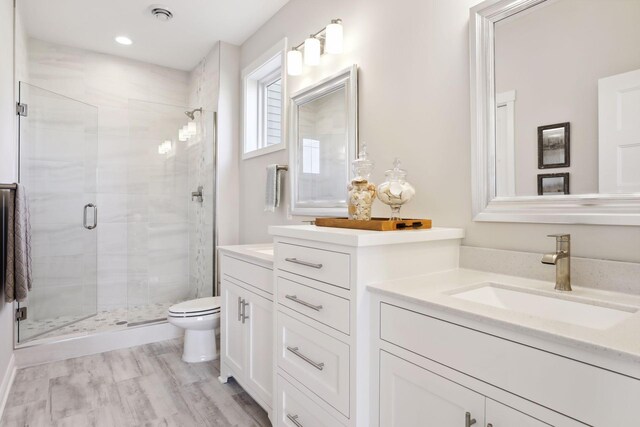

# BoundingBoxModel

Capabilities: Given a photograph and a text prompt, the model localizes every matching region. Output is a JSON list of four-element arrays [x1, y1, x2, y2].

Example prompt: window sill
[[242, 142, 286, 160]]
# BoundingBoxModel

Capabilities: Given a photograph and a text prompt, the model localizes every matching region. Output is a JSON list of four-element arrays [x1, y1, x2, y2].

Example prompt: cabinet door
[[380, 351, 485, 427], [244, 290, 274, 408], [221, 280, 246, 377]]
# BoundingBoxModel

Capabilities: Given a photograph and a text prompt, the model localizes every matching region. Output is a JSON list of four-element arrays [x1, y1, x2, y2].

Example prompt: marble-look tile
[[148, 195, 189, 224], [30, 223, 85, 257], [22, 159, 85, 194], [97, 223, 128, 254], [32, 255, 84, 288], [28, 191, 85, 225], [28, 285, 86, 321]]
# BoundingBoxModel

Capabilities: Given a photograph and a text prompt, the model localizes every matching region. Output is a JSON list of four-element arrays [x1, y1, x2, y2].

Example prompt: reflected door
[[17, 82, 98, 343], [598, 69, 640, 193]]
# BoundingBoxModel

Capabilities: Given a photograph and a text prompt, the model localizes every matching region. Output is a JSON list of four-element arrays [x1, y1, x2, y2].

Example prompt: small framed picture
[[538, 173, 570, 195], [538, 122, 570, 169]]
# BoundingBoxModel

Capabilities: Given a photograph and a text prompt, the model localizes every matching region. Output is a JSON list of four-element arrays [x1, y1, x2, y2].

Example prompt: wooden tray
[[315, 217, 432, 231]]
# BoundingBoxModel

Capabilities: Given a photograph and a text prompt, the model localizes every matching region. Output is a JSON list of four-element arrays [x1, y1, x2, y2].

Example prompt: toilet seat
[[168, 296, 221, 318]]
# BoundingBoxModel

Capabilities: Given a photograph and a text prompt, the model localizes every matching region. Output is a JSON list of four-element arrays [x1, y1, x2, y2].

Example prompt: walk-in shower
[[15, 84, 216, 344]]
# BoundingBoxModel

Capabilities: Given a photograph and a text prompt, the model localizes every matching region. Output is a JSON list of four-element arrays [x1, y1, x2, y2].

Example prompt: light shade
[[304, 36, 321, 66], [287, 49, 303, 76], [178, 127, 188, 142], [325, 20, 343, 54], [115, 36, 133, 46], [187, 121, 197, 136]]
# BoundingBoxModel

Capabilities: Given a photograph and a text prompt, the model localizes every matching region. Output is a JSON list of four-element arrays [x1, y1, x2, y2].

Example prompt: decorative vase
[[348, 143, 375, 221], [377, 158, 415, 220]]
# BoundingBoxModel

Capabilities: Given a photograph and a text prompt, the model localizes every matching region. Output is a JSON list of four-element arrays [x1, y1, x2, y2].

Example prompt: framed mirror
[[289, 65, 358, 216], [470, 0, 640, 225]]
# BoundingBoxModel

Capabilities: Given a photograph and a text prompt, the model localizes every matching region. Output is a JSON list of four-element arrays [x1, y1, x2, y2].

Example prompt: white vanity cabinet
[[270, 225, 465, 427], [371, 294, 640, 427], [218, 246, 274, 418]]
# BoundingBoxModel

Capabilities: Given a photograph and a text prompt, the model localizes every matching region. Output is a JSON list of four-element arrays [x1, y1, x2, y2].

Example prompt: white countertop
[[368, 268, 640, 366], [268, 225, 464, 247], [217, 243, 274, 264]]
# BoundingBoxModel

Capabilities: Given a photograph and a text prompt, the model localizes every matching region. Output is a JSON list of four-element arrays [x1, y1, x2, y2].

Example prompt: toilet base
[[182, 329, 218, 363]]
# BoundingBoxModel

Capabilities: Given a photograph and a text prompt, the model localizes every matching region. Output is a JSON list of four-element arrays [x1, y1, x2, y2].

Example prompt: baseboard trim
[[14, 322, 182, 368], [0, 354, 16, 420]]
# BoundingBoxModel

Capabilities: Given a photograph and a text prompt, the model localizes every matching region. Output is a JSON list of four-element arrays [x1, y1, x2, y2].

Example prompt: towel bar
[[0, 183, 17, 190]]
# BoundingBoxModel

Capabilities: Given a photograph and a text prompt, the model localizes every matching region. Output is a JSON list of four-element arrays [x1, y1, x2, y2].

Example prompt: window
[[242, 39, 286, 159], [302, 138, 320, 174]]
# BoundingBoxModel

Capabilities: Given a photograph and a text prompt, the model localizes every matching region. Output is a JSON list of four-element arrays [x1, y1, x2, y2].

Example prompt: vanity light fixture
[[287, 49, 303, 76], [325, 19, 343, 54], [287, 18, 344, 76], [304, 35, 321, 66], [115, 36, 133, 45]]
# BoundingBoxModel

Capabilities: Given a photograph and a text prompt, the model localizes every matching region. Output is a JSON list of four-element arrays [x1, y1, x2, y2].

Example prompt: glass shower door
[[16, 82, 98, 343]]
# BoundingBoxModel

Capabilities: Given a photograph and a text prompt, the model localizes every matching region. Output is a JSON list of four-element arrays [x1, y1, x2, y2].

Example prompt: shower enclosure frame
[[13, 83, 219, 347]]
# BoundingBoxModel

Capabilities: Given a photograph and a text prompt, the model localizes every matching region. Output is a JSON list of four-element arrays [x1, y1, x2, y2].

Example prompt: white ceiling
[[19, 0, 290, 71]]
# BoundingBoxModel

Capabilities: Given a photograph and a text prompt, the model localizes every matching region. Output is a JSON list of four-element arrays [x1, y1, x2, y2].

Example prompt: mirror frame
[[289, 65, 358, 217], [470, 0, 640, 226]]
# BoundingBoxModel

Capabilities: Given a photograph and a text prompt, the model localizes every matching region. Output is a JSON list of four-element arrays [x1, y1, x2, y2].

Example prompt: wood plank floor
[[1, 339, 271, 427]]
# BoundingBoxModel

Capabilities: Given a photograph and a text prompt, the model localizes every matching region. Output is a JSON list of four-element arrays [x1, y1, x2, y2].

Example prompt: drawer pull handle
[[465, 412, 477, 427], [286, 346, 325, 371], [287, 414, 304, 427], [241, 300, 249, 324], [285, 295, 323, 311], [285, 257, 323, 269]]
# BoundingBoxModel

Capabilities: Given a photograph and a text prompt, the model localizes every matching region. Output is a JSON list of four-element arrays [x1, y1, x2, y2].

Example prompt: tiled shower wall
[[24, 38, 197, 314], [188, 44, 219, 299]]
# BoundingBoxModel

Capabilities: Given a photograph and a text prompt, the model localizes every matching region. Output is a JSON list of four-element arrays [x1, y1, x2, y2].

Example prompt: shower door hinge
[[15, 307, 27, 321], [16, 102, 28, 117]]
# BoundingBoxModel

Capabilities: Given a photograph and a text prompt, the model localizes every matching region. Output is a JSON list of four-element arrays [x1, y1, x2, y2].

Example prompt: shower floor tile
[[19, 302, 174, 343]]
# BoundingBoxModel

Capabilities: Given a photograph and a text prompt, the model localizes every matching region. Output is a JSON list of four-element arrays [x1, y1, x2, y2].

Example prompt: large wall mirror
[[289, 65, 358, 216], [470, 0, 640, 225]]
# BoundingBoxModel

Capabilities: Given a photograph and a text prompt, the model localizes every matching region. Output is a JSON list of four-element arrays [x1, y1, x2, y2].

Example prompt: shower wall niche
[[16, 37, 216, 342]]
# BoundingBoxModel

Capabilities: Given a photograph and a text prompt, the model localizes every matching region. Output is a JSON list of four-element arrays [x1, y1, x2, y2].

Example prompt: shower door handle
[[83, 203, 97, 230]]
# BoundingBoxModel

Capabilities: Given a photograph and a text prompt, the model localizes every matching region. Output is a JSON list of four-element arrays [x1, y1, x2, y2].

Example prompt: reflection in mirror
[[290, 66, 358, 216], [494, 0, 640, 197]]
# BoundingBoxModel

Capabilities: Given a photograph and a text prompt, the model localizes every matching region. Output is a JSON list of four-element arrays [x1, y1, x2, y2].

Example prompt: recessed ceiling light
[[115, 36, 133, 46]]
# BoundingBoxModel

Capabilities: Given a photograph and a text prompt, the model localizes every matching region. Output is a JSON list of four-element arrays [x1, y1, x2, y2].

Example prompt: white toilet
[[167, 296, 221, 363]]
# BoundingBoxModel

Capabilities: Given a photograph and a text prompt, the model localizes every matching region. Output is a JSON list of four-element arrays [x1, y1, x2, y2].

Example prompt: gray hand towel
[[5, 184, 32, 303], [265, 164, 281, 212]]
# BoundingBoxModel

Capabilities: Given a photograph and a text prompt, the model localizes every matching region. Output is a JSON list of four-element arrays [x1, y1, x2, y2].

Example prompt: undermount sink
[[451, 283, 637, 330]]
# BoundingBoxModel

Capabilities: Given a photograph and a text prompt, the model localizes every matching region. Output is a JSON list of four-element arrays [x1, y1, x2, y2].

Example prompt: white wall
[[0, 0, 16, 411], [495, 0, 640, 196], [238, 0, 640, 263], [217, 42, 241, 248]]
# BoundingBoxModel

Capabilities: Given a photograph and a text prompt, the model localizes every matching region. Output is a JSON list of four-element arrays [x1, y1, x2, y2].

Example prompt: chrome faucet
[[541, 234, 571, 291]]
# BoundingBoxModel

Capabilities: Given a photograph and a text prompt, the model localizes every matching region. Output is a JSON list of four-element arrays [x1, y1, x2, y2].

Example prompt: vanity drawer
[[276, 242, 350, 290], [221, 254, 273, 295], [277, 312, 350, 417], [276, 375, 346, 427], [380, 302, 640, 427], [277, 276, 350, 335]]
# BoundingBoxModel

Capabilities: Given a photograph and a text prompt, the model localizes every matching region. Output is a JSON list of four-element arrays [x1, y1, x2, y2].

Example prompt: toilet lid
[[168, 296, 221, 316]]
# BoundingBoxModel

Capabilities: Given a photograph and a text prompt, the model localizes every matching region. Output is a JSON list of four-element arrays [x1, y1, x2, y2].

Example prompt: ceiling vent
[[151, 6, 173, 21]]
